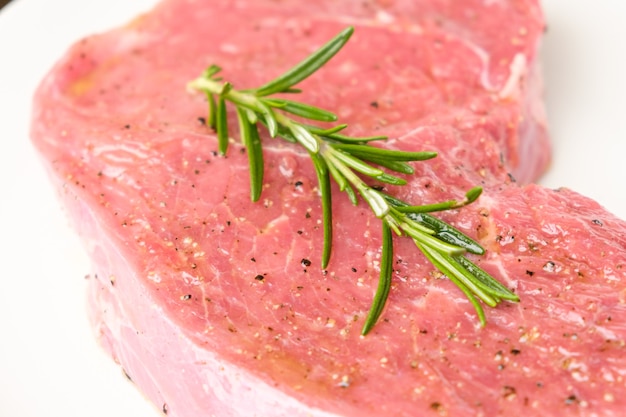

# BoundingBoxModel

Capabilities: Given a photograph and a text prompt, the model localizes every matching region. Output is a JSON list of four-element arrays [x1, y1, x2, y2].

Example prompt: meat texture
[[31, 0, 626, 416]]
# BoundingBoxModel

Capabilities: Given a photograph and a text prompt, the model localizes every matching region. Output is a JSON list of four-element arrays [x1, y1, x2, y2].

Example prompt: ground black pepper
[[502, 385, 516, 399], [430, 402, 443, 411]]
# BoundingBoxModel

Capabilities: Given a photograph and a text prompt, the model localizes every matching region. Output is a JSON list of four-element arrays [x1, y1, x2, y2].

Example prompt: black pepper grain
[[430, 402, 443, 411], [502, 385, 516, 399]]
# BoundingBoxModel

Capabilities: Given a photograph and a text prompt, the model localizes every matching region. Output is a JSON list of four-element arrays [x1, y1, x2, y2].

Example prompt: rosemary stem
[[188, 78, 266, 115]]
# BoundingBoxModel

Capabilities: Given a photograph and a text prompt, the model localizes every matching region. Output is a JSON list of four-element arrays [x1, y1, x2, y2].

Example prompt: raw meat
[[30, 0, 626, 416]]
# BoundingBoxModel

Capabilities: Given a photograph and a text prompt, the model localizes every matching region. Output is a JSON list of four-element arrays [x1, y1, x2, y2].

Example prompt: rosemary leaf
[[344, 183, 358, 205], [307, 123, 348, 136], [396, 201, 460, 214], [255, 27, 354, 97], [256, 100, 278, 137], [361, 188, 390, 218], [282, 88, 302, 94], [289, 123, 319, 153], [221, 81, 233, 95], [326, 158, 350, 193], [465, 186, 483, 204], [374, 173, 407, 186], [415, 212, 485, 255], [245, 108, 258, 124], [206, 92, 217, 129], [362, 158, 414, 175], [310, 153, 333, 269], [393, 186, 483, 214], [362, 222, 393, 335], [405, 225, 466, 257], [203, 64, 222, 78], [331, 149, 384, 177], [263, 98, 337, 122], [323, 133, 388, 144], [333, 143, 437, 162], [236, 108, 264, 201], [216, 96, 229, 155], [456, 256, 519, 302]]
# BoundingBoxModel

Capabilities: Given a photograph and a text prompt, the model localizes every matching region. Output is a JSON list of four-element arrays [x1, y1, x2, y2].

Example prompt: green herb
[[188, 26, 519, 335]]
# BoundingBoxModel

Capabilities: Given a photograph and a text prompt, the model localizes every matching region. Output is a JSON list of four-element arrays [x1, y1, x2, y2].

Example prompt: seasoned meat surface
[[31, 0, 626, 416]]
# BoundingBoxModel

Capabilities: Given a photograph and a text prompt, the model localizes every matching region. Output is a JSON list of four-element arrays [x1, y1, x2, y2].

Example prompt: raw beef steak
[[31, 0, 626, 416]]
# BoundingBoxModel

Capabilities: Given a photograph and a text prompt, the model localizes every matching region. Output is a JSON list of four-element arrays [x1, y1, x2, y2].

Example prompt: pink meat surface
[[30, 0, 626, 416]]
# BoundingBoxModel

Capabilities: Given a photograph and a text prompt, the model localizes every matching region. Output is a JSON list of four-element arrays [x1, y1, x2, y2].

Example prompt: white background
[[0, 1, 624, 416]]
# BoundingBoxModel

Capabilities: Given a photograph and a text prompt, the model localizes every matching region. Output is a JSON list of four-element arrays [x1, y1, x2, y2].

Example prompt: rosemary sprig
[[188, 26, 519, 335]]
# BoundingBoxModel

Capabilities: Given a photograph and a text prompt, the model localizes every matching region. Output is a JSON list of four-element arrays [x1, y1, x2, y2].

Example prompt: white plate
[[0, 1, 624, 416]]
